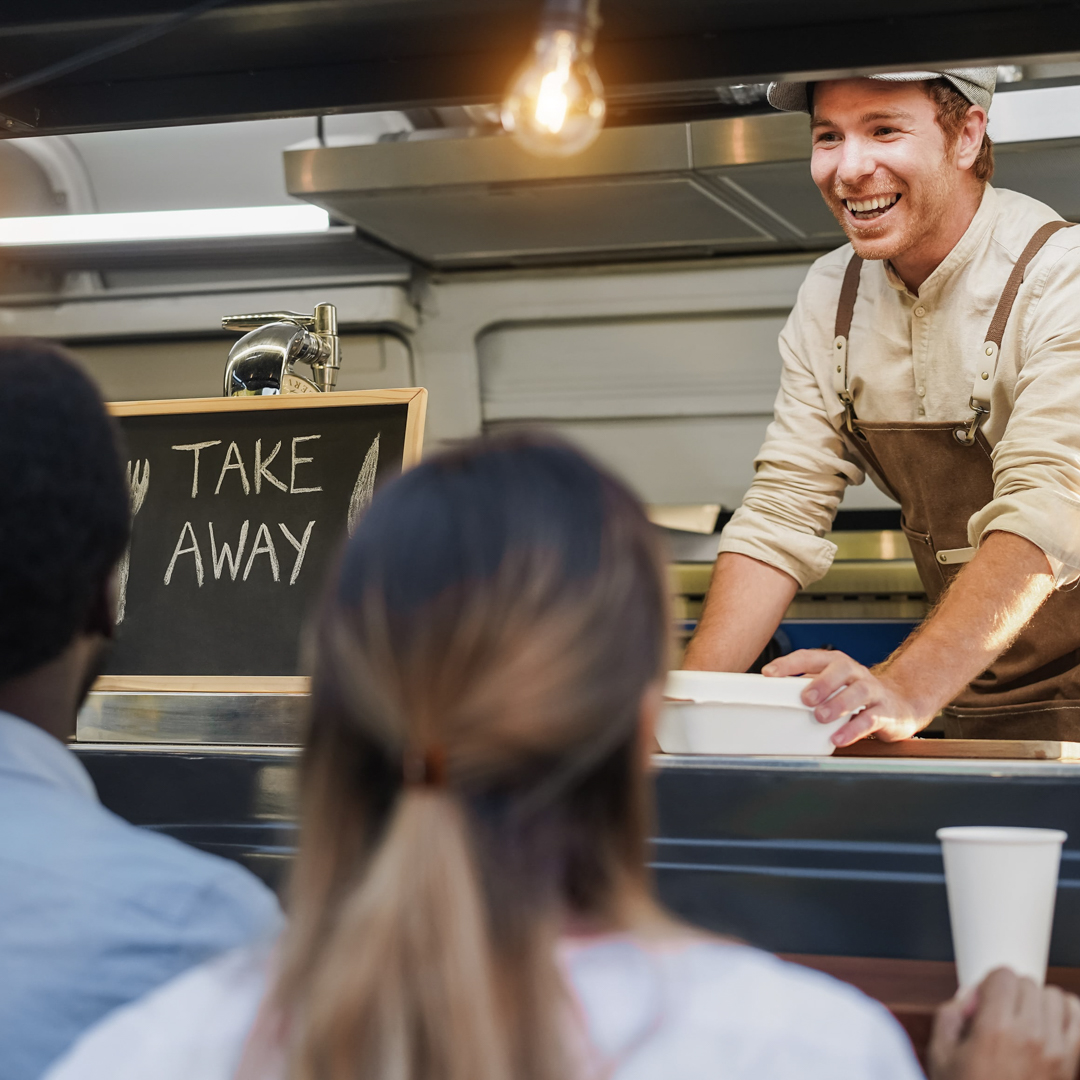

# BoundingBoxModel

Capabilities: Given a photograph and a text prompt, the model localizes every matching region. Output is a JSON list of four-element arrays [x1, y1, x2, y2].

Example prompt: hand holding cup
[[929, 967, 1080, 1080]]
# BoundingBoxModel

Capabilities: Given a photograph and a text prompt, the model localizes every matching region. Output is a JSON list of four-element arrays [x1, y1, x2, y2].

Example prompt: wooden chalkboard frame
[[95, 387, 426, 694]]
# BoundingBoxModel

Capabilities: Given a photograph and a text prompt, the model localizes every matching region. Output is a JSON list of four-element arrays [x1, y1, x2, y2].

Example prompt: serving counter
[[72, 731, 1080, 1064], [73, 521, 1080, 1062], [72, 738, 1080, 963]]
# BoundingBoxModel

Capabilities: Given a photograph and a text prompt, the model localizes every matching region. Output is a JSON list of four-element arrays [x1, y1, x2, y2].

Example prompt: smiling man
[[683, 69, 1080, 744]]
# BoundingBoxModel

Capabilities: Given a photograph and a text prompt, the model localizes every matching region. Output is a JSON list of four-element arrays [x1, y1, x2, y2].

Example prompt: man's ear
[[85, 567, 119, 641], [956, 106, 988, 172]]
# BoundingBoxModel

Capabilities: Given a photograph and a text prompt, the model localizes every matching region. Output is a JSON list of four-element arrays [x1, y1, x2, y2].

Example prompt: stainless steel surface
[[220, 310, 324, 332], [72, 740, 301, 757], [673, 559, 926, 623], [799, 561, 923, 595], [286, 113, 1080, 269], [671, 530, 927, 622], [656, 752, 1080, 778], [299, 177, 774, 264], [77, 692, 308, 745], [689, 113, 809, 169], [828, 530, 913, 561], [285, 114, 831, 267], [671, 531, 921, 593], [222, 302, 341, 395], [71, 735, 1080, 779], [286, 122, 700, 192]]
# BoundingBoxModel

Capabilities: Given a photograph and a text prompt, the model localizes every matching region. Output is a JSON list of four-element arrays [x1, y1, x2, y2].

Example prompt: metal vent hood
[[285, 112, 1080, 270]]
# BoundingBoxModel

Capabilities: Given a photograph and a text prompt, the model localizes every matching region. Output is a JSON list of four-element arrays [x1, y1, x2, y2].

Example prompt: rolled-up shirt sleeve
[[718, 298, 865, 589], [968, 246, 1080, 587]]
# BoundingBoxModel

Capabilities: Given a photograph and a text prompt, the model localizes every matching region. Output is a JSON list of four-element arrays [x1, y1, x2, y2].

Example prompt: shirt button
[[914, 306, 927, 317], [918, 406, 926, 415], [917, 386, 926, 397]]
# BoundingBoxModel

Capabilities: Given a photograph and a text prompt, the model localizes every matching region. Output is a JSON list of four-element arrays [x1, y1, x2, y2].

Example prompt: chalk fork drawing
[[347, 434, 380, 536], [116, 459, 150, 624]]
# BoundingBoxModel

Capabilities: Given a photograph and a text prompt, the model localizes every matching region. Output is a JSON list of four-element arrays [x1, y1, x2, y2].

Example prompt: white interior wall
[[412, 257, 896, 510], [0, 254, 896, 513], [478, 313, 787, 420], [476, 311, 785, 507]]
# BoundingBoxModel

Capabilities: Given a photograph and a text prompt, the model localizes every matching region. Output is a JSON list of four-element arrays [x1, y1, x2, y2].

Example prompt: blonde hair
[[273, 433, 670, 1080]]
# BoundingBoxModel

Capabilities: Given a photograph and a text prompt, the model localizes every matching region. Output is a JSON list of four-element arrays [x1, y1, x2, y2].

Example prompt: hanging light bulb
[[501, 0, 605, 157]]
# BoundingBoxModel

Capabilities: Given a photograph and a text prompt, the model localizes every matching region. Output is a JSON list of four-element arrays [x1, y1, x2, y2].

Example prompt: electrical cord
[[0, 0, 235, 106]]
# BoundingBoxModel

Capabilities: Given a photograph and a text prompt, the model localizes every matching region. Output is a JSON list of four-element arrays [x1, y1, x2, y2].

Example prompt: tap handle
[[222, 311, 316, 332]]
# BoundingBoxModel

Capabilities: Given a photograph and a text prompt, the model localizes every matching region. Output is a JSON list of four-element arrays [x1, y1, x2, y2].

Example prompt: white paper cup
[[937, 826, 1066, 989]]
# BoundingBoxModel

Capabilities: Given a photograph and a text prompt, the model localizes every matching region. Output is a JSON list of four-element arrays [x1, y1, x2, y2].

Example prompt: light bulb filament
[[501, 20, 606, 157], [535, 37, 573, 134]]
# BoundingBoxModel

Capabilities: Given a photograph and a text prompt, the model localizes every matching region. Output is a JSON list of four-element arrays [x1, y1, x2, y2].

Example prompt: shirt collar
[[0, 709, 98, 803], [883, 184, 999, 298]]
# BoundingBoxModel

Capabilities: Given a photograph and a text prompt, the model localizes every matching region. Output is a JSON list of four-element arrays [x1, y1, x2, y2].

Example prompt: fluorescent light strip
[[0, 205, 331, 245]]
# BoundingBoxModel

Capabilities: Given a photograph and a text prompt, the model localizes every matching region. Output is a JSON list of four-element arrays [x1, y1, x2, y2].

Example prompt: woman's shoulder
[[45, 940, 273, 1080], [562, 935, 925, 1080]]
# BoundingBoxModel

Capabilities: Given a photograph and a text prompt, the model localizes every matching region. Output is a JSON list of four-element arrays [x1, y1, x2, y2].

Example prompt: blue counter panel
[[653, 760, 1080, 965], [777, 620, 918, 668], [678, 619, 919, 669]]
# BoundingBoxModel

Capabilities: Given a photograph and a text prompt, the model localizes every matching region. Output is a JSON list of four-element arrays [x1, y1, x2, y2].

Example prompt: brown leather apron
[[833, 221, 1080, 739]]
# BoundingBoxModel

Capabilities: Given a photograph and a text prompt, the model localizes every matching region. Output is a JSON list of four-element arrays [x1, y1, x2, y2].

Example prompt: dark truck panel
[[75, 746, 1080, 964]]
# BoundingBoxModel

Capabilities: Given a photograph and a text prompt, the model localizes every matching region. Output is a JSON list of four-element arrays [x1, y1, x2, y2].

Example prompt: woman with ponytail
[[46, 433, 1072, 1080]]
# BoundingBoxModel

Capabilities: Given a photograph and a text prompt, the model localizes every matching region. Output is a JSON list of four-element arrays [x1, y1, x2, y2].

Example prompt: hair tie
[[403, 745, 448, 787]]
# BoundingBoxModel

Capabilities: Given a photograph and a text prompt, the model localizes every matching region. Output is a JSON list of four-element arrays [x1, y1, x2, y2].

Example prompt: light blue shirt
[[0, 710, 283, 1080]]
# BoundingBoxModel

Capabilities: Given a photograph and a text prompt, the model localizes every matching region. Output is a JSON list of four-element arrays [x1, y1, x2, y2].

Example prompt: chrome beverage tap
[[221, 302, 341, 396]]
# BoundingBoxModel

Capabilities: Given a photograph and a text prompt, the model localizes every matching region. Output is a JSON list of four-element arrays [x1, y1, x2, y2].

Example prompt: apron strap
[[958, 219, 1077, 443], [832, 253, 864, 433], [829, 221, 1077, 444]]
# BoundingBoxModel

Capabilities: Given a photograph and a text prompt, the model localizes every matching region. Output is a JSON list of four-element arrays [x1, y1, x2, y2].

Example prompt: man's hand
[[762, 533, 1056, 745], [762, 649, 932, 746], [929, 968, 1080, 1080]]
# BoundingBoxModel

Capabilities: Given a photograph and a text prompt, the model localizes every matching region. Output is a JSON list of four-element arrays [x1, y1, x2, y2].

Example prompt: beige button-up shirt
[[719, 185, 1080, 589]]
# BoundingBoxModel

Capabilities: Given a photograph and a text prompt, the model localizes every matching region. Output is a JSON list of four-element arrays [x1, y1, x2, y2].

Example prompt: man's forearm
[[761, 530, 1058, 746], [682, 552, 799, 672], [881, 530, 1055, 717]]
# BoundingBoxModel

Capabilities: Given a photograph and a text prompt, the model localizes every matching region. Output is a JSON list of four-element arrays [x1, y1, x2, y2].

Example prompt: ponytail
[[283, 785, 569, 1080], [272, 432, 669, 1080]]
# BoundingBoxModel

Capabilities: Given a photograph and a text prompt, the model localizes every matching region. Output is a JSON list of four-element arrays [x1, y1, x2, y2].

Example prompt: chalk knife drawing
[[347, 434, 380, 536], [116, 458, 150, 624]]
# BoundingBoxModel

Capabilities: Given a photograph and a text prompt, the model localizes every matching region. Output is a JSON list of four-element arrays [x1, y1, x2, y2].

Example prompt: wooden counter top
[[782, 954, 1080, 1068], [837, 738, 1080, 761]]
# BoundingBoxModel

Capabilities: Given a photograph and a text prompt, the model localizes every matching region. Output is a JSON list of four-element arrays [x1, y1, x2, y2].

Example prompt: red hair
[[923, 78, 995, 183]]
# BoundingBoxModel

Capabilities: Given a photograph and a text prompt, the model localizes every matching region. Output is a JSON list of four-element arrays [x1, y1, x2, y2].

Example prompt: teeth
[[845, 194, 899, 213]]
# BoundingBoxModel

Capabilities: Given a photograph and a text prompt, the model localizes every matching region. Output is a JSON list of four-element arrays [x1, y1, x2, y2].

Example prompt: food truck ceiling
[[4, 0, 1080, 135]]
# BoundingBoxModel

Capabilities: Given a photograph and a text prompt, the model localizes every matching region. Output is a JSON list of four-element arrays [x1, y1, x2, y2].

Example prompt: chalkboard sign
[[96, 389, 426, 692]]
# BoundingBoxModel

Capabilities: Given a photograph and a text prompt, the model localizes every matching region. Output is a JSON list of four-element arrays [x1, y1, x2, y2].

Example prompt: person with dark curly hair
[[0, 339, 282, 1080]]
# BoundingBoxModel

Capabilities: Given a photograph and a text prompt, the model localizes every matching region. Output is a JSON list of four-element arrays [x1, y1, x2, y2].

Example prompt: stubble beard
[[826, 163, 954, 263]]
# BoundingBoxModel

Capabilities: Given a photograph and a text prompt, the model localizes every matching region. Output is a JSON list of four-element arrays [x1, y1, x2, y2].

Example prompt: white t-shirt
[[46, 934, 924, 1080]]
